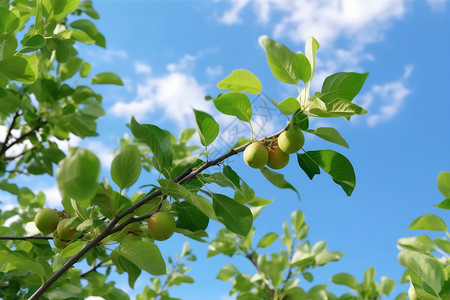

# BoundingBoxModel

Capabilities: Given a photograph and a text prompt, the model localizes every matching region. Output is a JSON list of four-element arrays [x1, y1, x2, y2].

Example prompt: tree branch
[[29, 124, 290, 299], [80, 262, 104, 278], [2, 121, 46, 154], [0, 111, 20, 158], [0, 236, 52, 241]]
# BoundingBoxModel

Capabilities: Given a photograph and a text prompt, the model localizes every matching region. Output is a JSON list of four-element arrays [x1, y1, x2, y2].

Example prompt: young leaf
[[321, 72, 369, 101], [305, 36, 320, 82], [46, 0, 81, 21], [0, 55, 38, 84], [302, 150, 356, 196], [305, 127, 349, 148], [408, 214, 447, 232], [217, 69, 262, 94], [437, 171, 450, 198], [217, 264, 240, 281], [278, 97, 300, 115], [130, 117, 173, 175], [193, 109, 219, 147], [434, 199, 450, 210], [331, 273, 359, 290], [213, 92, 252, 122], [111, 145, 142, 189], [260, 167, 300, 199], [91, 72, 123, 85], [257, 232, 278, 248], [381, 276, 396, 296], [258, 35, 311, 84], [308, 97, 367, 118], [56, 147, 100, 201], [212, 193, 253, 236], [114, 241, 166, 275]]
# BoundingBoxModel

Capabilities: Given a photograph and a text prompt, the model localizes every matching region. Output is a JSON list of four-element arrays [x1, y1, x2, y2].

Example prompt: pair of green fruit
[[244, 126, 305, 169], [34, 208, 76, 248]]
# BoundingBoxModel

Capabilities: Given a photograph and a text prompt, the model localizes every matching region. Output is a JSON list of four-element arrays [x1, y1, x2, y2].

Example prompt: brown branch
[[0, 111, 20, 157], [3, 121, 46, 154], [80, 262, 104, 278], [0, 236, 52, 240], [29, 124, 290, 299]]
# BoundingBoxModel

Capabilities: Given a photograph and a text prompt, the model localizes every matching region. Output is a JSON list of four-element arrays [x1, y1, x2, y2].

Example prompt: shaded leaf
[[115, 241, 166, 275], [212, 193, 253, 236], [260, 167, 299, 199]]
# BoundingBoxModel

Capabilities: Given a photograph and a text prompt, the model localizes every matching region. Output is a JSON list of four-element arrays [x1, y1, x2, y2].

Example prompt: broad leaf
[[56, 147, 100, 201], [434, 199, 450, 210], [130, 117, 173, 175], [70, 19, 105, 47], [217, 264, 240, 281], [305, 127, 349, 148], [297, 153, 320, 180], [302, 150, 356, 196], [111, 145, 142, 189], [0, 55, 38, 84], [381, 276, 396, 296], [114, 241, 166, 275], [212, 193, 253, 236], [193, 109, 219, 147], [175, 201, 209, 232], [398, 250, 444, 295], [259, 35, 311, 84], [91, 72, 123, 85], [58, 57, 82, 81], [20, 35, 46, 53], [260, 167, 300, 199], [217, 69, 262, 94], [308, 96, 367, 118], [43, 0, 81, 21], [321, 72, 369, 101], [408, 214, 447, 232], [278, 97, 300, 115], [214, 92, 252, 122], [0, 7, 20, 35], [257, 232, 278, 248], [331, 273, 359, 290], [397, 235, 436, 252], [437, 171, 450, 198]]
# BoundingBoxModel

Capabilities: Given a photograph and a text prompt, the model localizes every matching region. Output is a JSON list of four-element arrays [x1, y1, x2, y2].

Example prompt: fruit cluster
[[34, 208, 76, 249], [243, 125, 305, 170]]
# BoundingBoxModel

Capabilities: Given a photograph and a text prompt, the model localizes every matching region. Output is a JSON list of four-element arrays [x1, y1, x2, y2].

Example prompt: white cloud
[[101, 49, 128, 62], [206, 65, 223, 78], [167, 54, 197, 73], [86, 141, 115, 170], [40, 185, 63, 208], [219, 0, 252, 24], [427, 0, 446, 11], [134, 61, 152, 74], [357, 65, 413, 127]]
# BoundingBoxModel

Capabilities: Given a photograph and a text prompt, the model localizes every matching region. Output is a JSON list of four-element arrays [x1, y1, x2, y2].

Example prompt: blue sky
[[3, 0, 450, 299]]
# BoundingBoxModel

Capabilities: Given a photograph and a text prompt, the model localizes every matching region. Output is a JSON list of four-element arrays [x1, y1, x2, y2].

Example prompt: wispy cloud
[[426, 0, 446, 11]]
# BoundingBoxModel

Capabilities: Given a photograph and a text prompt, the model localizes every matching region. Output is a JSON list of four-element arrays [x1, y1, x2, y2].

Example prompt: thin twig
[[3, 121, 46, 154], [0, 111, 20, 157], [81, 262, 103, 278], [0, 236, 52, 241]]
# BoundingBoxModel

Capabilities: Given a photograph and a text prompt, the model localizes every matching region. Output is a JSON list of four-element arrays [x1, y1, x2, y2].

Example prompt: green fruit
[[267, 146, 290, 169], [147, 211, 176, 241], [53, 236, 68, 249], [278, 127, 304, 154], [34, 208, 59, 234], [243, 142, 268, 169], [57, 219, 77, 241]]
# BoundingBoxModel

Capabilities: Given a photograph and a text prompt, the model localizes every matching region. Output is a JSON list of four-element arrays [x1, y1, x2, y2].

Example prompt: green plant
[[147, 211, 176, 241], [34, 207, 59, 234], [244, 142, 269, 168], [278, 125, 305, 154]]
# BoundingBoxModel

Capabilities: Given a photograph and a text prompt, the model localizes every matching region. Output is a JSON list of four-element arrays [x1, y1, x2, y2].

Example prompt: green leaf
[[302, 150, 356, 196], [60, 241, 87, 259], [217, 264, 240, 281], [305, 127, 349, 148], [397, 235, 436, 252], [434, 199, 450, 209], [278, 97, 300, 115], [212, 193, 253, 236], [281, 221, 292, 255], [115, 240, 166, 275], [158, 179, 216, 220], [315, 249, 343, 266], [0, 7, 20, 35], [214, 92, 252, 122], [292, 111, 309, 130], [258, 35, 311, 84], [20, 35, 46, 53], [398, 250, 444, 295], [381, 276, 396, 296], [331, 273, 359, 290], [223, 165, 241, 189], [291, 210, 305, 233], [91, 72, 123, 85], [321, 72, 369, 101], [193, 109, 219, 147], [80, 62, 91, 78], [56, 147, 100, 201], [217, 69, 262, 94], [0, 54, 38, 84], [260, 167, 300, 199], [112, 252, 141, 289], [58, 57, 82, 81], [130, 117, 173, 176], [433, 238, 450, 253], [305, 36, 320, 82], [308, 96, 367, 118], [43, 0, 80, 21], [437, 171, 450, 198], [408, 214, 447, 232], [175, 201, 209, 232], [70, 19, 105, 48], [111, 145, 142, 189], [257, 232, 278, 248]]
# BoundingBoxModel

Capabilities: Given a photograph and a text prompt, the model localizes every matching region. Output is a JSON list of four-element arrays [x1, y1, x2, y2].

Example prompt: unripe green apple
[[34, 208, 59, 234], [53, 236, 68, 249], [243, 142, 268, 169], [278, 127, 304, 154], [147, 211, 176, 241], [267, 146, 290, 169], [57, 218, 77, 241]]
